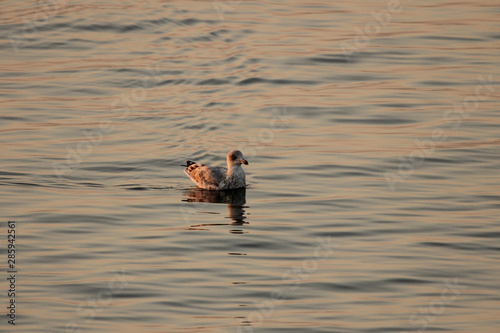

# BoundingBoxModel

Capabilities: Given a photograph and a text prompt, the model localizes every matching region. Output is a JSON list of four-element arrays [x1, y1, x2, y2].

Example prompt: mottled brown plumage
[[184, 150, 248, 190]]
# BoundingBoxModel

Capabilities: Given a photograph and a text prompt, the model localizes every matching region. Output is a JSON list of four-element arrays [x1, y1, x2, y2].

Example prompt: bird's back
[[184, 162, 227, 190]]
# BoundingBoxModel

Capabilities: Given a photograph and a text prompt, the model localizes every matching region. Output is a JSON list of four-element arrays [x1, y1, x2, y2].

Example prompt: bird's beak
[[241, 159, 248, 165]]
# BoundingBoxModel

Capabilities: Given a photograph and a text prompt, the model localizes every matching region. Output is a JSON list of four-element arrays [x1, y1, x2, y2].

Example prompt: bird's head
[[227, 150, 248, 167]]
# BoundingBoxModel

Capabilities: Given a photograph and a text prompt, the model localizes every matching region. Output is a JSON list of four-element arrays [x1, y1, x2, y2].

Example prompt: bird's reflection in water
[[183, 187, 248, 232]]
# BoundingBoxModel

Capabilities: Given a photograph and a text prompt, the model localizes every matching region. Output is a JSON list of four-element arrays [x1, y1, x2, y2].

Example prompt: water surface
[[1, 0, 499, 332]]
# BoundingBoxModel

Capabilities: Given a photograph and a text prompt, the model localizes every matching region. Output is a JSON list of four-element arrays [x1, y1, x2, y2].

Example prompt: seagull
[[184, 150, 248, 190]]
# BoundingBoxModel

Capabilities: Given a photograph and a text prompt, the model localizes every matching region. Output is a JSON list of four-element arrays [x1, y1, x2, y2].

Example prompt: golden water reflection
[[183, 187, 248, 231]]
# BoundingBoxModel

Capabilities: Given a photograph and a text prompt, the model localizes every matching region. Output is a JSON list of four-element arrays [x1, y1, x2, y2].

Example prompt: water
[[1, 0, 500, 332]]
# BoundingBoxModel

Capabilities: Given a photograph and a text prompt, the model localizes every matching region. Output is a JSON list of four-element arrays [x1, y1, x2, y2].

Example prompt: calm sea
[[1, 0, 499, 332]]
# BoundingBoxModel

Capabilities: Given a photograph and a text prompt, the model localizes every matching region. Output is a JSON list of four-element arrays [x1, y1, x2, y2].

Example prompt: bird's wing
[[184, 163, 227, 190]]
